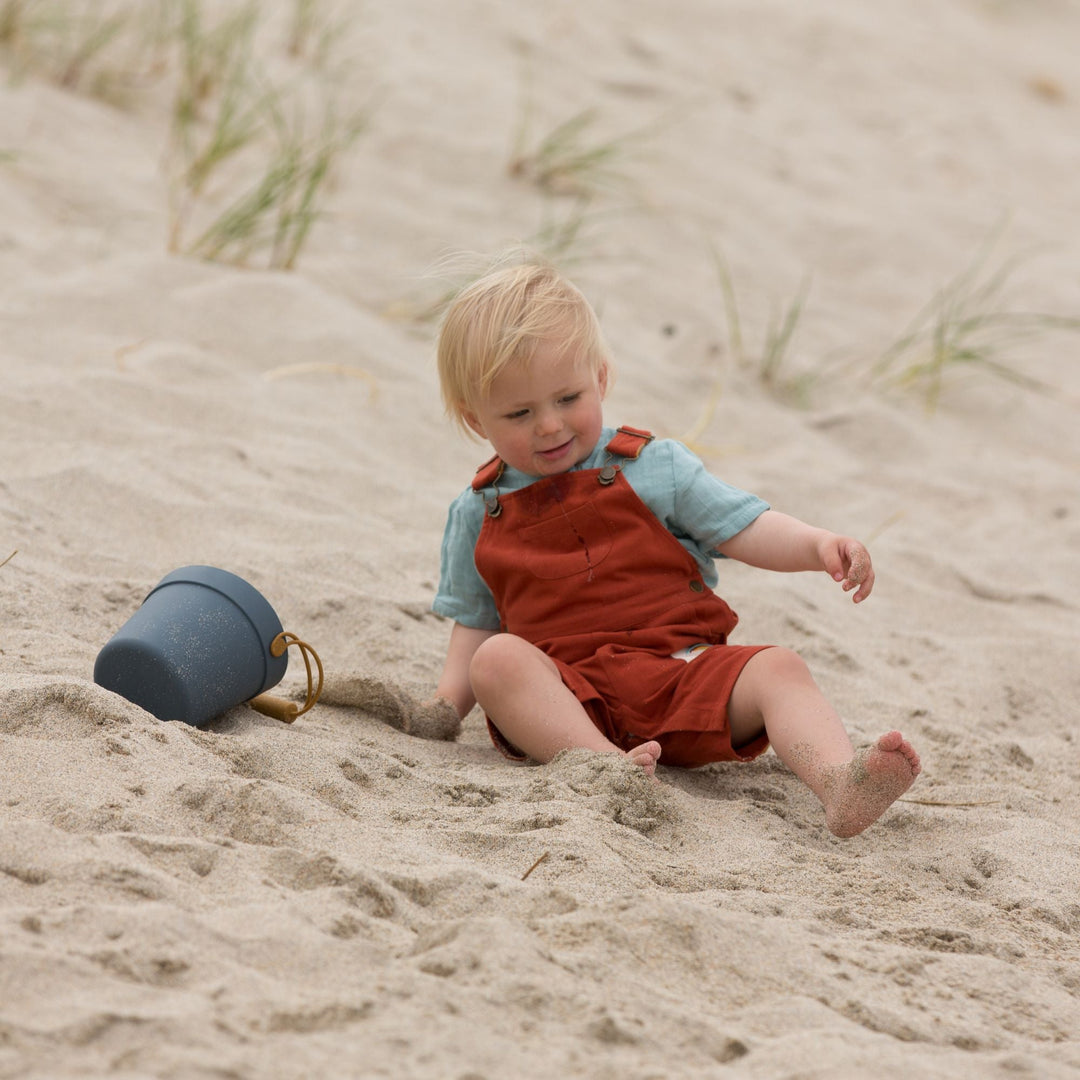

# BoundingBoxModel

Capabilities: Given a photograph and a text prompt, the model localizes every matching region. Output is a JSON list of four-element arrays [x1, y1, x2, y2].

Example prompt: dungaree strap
[[605, 426, 654, 458], [472, 454, 504, 491], [598, 426, 654, 484], [471, 426, 655, 496]]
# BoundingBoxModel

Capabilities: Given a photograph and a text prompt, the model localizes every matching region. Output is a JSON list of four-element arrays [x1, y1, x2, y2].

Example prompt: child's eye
[[505, 409, 529, 420], [559, 393, 582, 405]]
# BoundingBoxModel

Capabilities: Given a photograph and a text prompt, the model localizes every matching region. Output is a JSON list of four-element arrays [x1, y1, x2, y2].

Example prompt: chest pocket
[[518, 504, 613, 580]]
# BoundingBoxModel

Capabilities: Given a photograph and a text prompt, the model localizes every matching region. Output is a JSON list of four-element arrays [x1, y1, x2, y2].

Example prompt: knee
[[468, 633, 527, 695], [770, 645, 809, 671], [755, 646, 813, 683]]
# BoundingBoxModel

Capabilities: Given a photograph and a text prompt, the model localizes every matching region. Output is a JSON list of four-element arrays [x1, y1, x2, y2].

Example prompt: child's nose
[[535, 408, 561, 435]]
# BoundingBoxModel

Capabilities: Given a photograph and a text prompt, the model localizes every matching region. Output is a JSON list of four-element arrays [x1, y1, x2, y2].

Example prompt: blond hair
[[437, 260, 611, 435]]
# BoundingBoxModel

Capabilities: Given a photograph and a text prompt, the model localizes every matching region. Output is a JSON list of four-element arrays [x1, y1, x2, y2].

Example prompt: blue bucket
[[94, 565, 290, 728]]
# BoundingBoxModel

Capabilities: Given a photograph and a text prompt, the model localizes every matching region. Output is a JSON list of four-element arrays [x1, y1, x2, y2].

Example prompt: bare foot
[[625, 739, 662, 778], [821, 731, 921, 838]]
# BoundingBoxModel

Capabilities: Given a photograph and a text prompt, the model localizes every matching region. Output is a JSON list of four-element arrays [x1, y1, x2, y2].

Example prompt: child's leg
[[469, 633, 661, 774], [727, 647, 920, 837]]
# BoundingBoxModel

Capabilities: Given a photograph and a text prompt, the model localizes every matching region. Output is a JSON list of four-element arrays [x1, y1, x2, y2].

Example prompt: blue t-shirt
[[432, 427, 769, 630]]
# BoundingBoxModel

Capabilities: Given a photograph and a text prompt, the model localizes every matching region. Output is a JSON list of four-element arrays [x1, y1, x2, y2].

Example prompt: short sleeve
[[665, 440, 769, 554], [431, 489, 501, 629]]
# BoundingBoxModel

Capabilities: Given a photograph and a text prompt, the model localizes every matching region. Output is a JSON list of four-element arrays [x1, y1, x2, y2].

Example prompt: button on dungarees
[[471, 427, 770, 767]]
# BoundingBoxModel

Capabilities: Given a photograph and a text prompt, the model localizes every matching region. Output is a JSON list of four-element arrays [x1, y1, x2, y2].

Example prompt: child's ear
[[598, 362, 610, 399], [462, 408, 486, 439]]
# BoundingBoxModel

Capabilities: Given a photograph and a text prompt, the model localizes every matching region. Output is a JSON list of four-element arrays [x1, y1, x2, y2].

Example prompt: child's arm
[[715, 509, 875, 602], [433, 622, 499, 718]]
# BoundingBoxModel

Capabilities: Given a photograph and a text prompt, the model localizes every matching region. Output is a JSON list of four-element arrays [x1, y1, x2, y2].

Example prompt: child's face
[[462, 339, 608, 477]]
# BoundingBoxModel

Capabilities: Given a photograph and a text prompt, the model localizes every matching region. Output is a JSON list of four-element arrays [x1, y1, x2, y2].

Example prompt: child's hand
[[820, 535, 874, 603], [319, 674, 463, 740]]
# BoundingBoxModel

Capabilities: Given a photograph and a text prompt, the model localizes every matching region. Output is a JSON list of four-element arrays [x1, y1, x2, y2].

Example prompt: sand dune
[[3, 1, 1079, 1076]]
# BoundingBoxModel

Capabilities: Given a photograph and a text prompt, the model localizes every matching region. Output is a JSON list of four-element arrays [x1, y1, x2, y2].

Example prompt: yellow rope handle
[[248, 632, 324, 724]]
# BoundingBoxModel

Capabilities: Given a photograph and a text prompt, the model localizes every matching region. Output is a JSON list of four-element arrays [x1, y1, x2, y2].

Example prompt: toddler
[[429, 260, 920, 837]]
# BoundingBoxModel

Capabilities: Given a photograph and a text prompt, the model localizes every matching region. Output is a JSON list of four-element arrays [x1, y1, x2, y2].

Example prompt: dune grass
[[0, 0, 365, 270], [286, 0, 343, 64], [48, 3, 129, 93], [287, 0, 319, 58], [163, 0, 366, 269], [686, 227, 1079, 449], [183, 88, 366, 269], [719, 254, 813, 400], [0, 0, 136, 100], [171, 0, 260, 124], [504, 50, 691, 202], [681, 245, 814, 450], [873, 228, 1080, 410], [508, 106, 640, 198], [165, 1, 264, 253], [525, 193, 620, 269], [0, 0, 16, 44], [506, 60, 671, 204], [382, 75, 653, 326]]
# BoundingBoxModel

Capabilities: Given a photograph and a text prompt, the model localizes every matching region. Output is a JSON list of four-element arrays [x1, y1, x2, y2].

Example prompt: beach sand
[[2, 1, 1079, 1076]]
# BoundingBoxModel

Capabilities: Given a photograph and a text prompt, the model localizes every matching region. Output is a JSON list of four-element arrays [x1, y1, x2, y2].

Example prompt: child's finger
[[822, 544, 847, 582], [844, 546, 874, 601], [851, 572, 875, 602], [842, 545, 871, 590]]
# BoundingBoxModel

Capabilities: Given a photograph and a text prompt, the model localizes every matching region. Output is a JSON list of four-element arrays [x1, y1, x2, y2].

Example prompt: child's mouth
[[537, 439, 573, 461]]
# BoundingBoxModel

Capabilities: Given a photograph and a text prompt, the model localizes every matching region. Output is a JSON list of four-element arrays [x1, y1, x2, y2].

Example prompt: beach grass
[[714, 244, 813, 397], [286, 0, 343, 64], [165, 1, 263, 253], [525, 193, 616, 268], [506, 56, 660, 201], [681, 246, 813, 450], [50, 4, 129, 93], [287, 0, 319, 58], [183, 86, 365, 269], [0, 0, 137, 100], [874, 228, 1080, 410], [508, 106, 637, 198], [163, 0, 365, 269], [0, 0, 365, 270], [171, 0, 260, 124]]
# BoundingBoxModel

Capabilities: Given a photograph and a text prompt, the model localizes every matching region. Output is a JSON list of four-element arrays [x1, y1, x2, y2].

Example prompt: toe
[[877, 730, 903, 752]]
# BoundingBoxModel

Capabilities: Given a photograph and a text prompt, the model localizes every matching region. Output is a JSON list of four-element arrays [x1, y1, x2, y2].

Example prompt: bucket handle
[[248, 632, 324, 724]]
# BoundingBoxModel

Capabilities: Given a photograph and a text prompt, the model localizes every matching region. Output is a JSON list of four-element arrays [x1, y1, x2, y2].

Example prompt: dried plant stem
[[899, 797, 1001, 808], [262, 362, 377, 399], [521, 851, 550, 881]]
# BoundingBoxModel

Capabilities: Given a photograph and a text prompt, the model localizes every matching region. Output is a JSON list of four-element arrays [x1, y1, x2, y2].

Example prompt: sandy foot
[[625, 739, 662, 778], [822, 731, 921, 838]]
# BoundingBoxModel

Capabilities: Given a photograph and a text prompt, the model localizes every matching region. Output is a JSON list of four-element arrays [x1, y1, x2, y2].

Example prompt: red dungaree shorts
[[471, 427, 771, 768]]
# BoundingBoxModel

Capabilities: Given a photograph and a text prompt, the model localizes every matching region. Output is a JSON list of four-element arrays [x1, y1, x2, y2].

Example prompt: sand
[[2, 1, 1080, 1076]]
